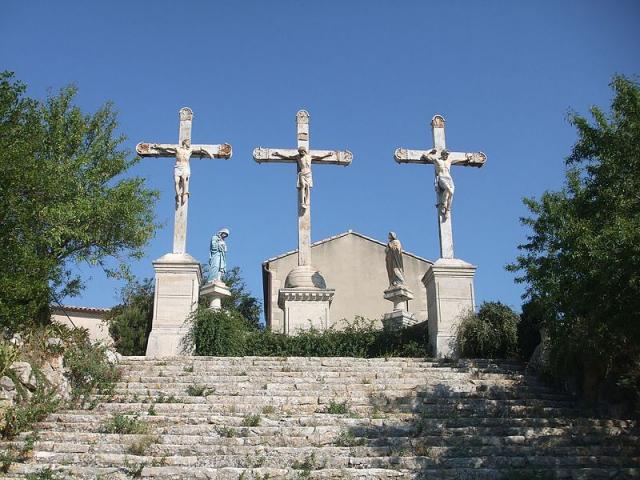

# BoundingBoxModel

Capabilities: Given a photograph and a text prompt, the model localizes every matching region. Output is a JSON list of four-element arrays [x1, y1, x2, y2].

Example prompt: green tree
[[107, 278, 154, 356], [456, 301, 520, 358], [0, 72, 158, 331], [508, 76, 640, 406], [221, 267, 262, 329]]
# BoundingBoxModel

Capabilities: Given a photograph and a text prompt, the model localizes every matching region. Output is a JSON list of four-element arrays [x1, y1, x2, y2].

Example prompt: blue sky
[[2, 1, 639, 319]]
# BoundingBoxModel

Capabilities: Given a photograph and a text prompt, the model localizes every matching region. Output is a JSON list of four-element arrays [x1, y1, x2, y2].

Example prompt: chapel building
[[262, 231, 432, 333]]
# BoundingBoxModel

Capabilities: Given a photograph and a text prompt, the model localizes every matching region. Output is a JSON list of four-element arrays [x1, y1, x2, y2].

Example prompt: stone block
[[146, 252, 202, 358], [382, 310, 418, 330], [423, 258, 476, 358], [200, 280, 232, 310], [0, 375, 15, 391], [10, 361, 37, 389], [278, 288, 335, 334]]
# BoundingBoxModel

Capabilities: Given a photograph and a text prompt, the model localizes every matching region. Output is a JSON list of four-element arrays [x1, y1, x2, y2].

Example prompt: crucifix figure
[[394, 115, 486, 259], [253, 110, 352, 270], [137, 107, 232, 255]]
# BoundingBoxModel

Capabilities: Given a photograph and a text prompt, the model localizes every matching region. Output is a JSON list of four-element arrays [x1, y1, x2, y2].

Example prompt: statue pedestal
[[278, 288, 335, 335], [146, 253, 201, 358], [382, 285, 417, 330], [200, 280, 231, 310], [422, 258, 476, 358]]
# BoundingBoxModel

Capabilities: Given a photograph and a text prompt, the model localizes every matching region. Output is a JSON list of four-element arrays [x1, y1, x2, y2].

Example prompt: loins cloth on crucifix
[[136, 107, 232, 255], [394, 115, 486, 260], [253, 110, 352, 278]]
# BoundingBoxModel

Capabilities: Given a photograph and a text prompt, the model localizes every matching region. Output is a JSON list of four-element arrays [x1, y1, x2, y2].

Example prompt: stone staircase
[[4, 356, 640, 479]]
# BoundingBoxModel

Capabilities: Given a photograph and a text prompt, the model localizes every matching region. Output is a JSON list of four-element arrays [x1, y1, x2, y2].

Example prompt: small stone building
[[262, 231, 432, 333], [51, 305, 113, 345]]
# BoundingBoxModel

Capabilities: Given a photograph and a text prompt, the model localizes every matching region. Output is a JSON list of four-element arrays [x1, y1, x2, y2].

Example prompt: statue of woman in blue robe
[[208, 228, 229, 282]]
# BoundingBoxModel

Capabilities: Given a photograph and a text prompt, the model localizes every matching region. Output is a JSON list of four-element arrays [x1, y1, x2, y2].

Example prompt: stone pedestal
[[422, 258, 476, 358], [382, 285, 417, 330], [278, 288, 335, 335], [146, 253, 202, 358], [200, 280, 231, 310]]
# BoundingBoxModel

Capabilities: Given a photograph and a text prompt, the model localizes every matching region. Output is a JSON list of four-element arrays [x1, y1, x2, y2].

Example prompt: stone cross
[[253, 110, 352, 268], [394, 115, 486, 259], [136, 107, 232, 255]]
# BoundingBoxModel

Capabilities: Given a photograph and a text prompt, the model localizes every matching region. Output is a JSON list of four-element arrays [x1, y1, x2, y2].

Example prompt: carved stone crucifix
[[137, 107, 232, 255], [394, 115, 486, 259], [253, 110, 352, 269]]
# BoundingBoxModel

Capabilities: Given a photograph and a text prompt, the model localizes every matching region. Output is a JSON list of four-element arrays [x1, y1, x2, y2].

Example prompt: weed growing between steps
[[184, 308, 431, 357], [100, 412, 149, 434], [186, 384, 214, 396], [325, 400, 350, 414]]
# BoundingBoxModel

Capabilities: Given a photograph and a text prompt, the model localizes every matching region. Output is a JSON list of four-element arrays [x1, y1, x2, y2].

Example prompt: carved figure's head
[[298, 145, 308, 154], [218, 228, 230, 239], [182, 138, 191, 148], [388, 231, 397, 241]]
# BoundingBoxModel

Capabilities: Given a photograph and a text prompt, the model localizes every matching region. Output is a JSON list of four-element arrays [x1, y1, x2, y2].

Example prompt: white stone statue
[[145, 139, 226, 207], [385, 232, 406, 287], [273, 146, 332, 209], [422, 148, 455, 220]]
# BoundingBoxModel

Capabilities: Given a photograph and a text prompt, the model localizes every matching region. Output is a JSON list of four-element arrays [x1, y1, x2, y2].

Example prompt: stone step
[[10, 463, 640, 480], [111, 384, 566, 398], [119, 355, 524, 365], [33, 412, 636, 429], [22, 435, 640, 454], [31, 418, 639, 446], [100, 394, 577, 411], [33, 403, 582, 419], [24, 449, 640, 470]]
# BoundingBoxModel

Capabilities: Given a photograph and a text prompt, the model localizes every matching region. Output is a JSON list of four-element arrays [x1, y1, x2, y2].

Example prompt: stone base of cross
[[394, 115, 486, 357], [146, 252, 201, 357]]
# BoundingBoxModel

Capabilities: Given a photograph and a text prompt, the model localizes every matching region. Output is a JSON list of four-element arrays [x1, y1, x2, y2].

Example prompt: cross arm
[[309, 149, 353, 165], [191, 143, 233, 159], [394, 148, 437, 164], [253, 147, 352, 165], [136, 143, 178, 157], [447, 151, 487, 167], [253, 147, 299, 164]]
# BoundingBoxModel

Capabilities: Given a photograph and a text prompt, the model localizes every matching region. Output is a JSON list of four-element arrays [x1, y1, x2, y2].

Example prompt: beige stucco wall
[[52, 309, 113, 345], [265, 233, 431, 332]]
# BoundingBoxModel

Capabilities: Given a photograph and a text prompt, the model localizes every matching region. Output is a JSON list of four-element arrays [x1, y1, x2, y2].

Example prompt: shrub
[[241, 414, 261, 427], [2, 386, 60, 439], [326, 401, 349, 414], [185, 308, 431, 358], [183, 308, 248, 356], [186, 384, 214, 397], [0, 341, 18, 377], [107, 278, 154, 356], [456, 302, 519, 358], [64, 342, 121, 402], [100, 413, 148, 434], [128, 434, 159, 456], [25, 468, 62, 480]]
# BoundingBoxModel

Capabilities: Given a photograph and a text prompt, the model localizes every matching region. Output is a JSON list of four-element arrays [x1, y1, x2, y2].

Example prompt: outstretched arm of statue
[[312, 152, 333, 161], [273, 151, 299, 160]]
